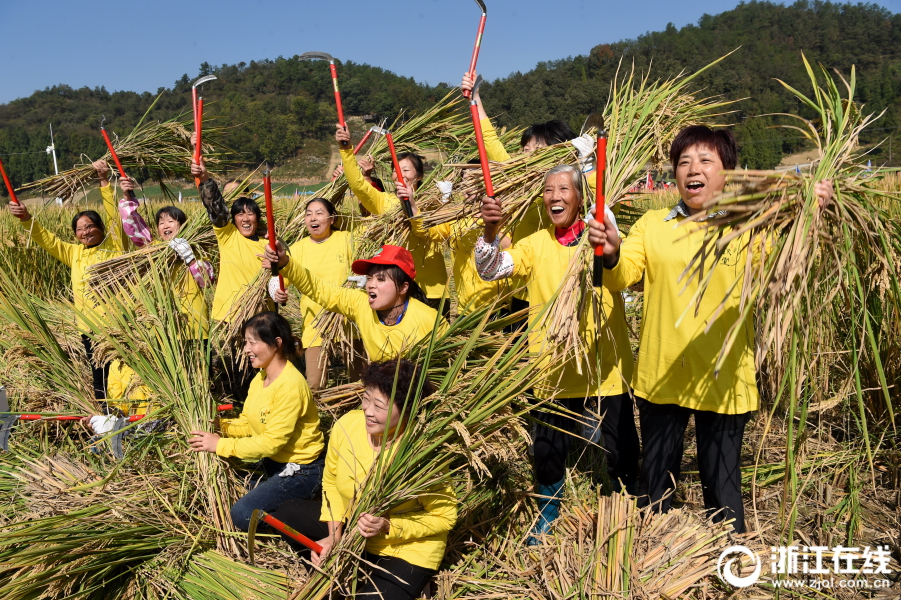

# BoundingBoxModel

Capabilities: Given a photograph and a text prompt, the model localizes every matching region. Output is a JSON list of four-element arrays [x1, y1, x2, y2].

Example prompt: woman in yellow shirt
[[267, 243, 445, 364], [475, 165, 637, 541], [118, 177, 213, 339], [8, 160, 127, 400], [191, 159, 269, 401], [271, 359, 456, 600], [272, 197, 353, 391], [335, 125, 449, 314], [589, 125, 833, 533], [187, 311, 325, 530]]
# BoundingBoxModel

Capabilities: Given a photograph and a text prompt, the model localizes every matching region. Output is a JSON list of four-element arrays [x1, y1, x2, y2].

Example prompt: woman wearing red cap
[[265, 243, 445, 363]]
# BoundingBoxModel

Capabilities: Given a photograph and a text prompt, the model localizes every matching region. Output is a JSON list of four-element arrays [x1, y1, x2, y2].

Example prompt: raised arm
[[462, 72, 511, 163], [191, 159, 229, 228], [9, 202, 77, 267], [117, 177, 153, 248], [337, 126, 398, 215]]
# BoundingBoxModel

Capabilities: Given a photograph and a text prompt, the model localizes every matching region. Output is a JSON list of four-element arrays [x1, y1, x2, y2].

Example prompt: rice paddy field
[[0, 56, 899, 599]]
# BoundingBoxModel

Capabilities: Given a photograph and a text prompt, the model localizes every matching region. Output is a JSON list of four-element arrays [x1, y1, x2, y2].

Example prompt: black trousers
[[635, 397, 752, 533], [80, 334, 110, 401], [271, 499, 436, 600], [532, 394, 640, 486], [504, 296, 530, 335]]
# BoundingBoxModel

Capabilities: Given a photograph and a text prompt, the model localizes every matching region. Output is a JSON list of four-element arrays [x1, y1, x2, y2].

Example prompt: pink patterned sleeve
[[118, 198, 153, 248], [188, 259, 216, 288]]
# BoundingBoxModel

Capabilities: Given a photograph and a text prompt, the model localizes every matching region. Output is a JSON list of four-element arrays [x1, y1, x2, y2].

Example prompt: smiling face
[[74, 216, 104, 246], [543, 172, 581, 228], [243, 330, 281, 370], [394, 157, 421, 190], [361, 386, 404, 437], [233, 208, 259, 238], [365, 266, 409, 311], [156, 214, 182, 241], [675, 143, 727, 212], [305, 201, 334, 241]]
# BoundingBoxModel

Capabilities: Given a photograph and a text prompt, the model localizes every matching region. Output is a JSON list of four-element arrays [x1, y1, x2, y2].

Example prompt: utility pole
[[46, 123, 59, 175]]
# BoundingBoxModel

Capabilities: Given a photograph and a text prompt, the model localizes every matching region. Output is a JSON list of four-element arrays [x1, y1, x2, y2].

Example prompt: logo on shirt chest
[[258, 407, 269, 424]]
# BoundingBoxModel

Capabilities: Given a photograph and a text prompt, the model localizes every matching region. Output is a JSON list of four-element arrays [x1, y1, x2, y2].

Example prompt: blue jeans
[[230, 456, 324, 531]]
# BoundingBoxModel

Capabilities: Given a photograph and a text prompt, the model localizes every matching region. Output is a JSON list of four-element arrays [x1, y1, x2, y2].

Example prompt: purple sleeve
[[118, 198, 153, 248], [188, 259, 216, 288]]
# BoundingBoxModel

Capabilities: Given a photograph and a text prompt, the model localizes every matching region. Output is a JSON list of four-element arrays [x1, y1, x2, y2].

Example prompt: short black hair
[[520, 119, 575, 148], [231, 197, 262, 224], [155, 206, 187, 226], [670, 125, 738, 170], [369, 264, 427, 304], [225, 179, 252, 195], [243, 311, 298, 358], [71, 210, 105, 235], [361, 359, 435, 418]]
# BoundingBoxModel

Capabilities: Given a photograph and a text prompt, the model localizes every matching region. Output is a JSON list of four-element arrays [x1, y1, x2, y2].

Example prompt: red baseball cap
[[351, 245, 417, 280]]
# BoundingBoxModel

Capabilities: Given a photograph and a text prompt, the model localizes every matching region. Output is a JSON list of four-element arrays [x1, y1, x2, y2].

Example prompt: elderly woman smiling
[[475, 164, 638, 541]]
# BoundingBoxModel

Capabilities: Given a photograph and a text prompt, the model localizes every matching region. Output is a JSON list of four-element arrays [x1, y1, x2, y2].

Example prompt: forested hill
[[2, 0, 900, 190]]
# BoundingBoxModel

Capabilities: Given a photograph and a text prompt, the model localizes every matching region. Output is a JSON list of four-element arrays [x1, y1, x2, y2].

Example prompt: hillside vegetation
[[1, 0, 899, 191]]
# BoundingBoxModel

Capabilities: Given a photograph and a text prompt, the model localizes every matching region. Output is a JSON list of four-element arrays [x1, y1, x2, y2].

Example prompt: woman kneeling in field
[[188, 312, 325, 530], [272, 359, 456, 600]]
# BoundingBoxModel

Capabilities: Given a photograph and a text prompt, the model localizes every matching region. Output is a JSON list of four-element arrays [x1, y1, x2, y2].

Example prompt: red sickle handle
[[353, 129, 374, 156], [0, 157, 19, 205], [193, 97, 205, 187], [592, 135, 607, 287], [385, 133, 412, 218], [217, 403, 233, 411], [17, 403, 233, 422], [262, 513, 323, 553], [470, 102, 494, 197], [330, 62, 349, 148], [263, 173, 286, 293], [101, 128, 136, 200], [463, 14, 487, 99]]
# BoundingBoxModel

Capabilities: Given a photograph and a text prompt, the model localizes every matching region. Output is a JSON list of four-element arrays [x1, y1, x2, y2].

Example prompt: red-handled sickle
[[248, 509, 323, 565], [300, 52, 348, 148], [468, 76, 494, 198], [9, 403, 233, 422], [0, 157, 20, 205], [353, 126, 381, 156], [263, 167, 286, 308], [463, 0, 488, 99], [191, 76, 217, 187], [371, 126, 413, 218], [593, 129, 608, 287], [100, 116, 136, 201]]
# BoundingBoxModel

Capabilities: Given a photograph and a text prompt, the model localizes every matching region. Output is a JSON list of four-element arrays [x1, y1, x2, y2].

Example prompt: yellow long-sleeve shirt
[[284, 231, 354, 348], [281, 257, 445, 362], [216, 361, 325, 463], [211, 224, 268, 322], [409, 216, 508, 314], [321, 410, 457, 570], [20, 184, 126, 331], [340, 147, 448, 299], [505, 228, 634, 399], [107, 360, 151, 416], [603, 208, 760, 414]]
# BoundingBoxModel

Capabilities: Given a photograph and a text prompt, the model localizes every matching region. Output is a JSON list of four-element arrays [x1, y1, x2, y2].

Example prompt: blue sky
[[1, 0, 899, 105]]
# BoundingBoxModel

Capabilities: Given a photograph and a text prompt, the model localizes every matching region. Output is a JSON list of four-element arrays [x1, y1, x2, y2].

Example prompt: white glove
[[585, 205, 619, 237], [347, 275, 367, 289], [267, 276, 282, 301], [436, 180, 454, 203], [279, 463, 302, 477], [570, 134, 595, 159], [89, 414, 118, 435], [169, 238, 196, 264]]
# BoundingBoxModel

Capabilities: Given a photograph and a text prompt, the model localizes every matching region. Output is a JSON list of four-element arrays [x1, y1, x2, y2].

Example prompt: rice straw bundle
[[20, 95, 230, 203]]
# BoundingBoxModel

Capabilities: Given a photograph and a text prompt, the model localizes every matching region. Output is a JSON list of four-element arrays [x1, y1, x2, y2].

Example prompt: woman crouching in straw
[[266, 243, 447, 364], [271, 359, 456, 600], [474, 164, 638, 541], [588, 125, 833, 533], [187, 311, 325, 531]]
